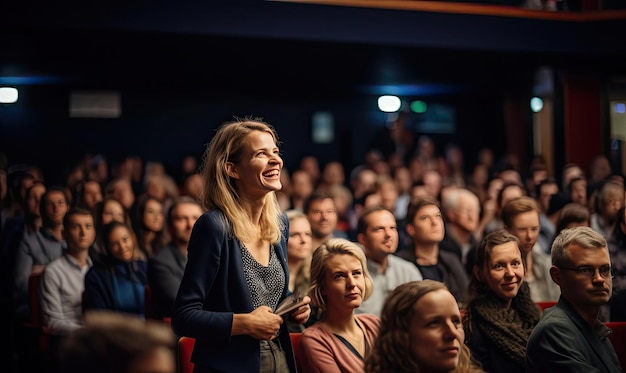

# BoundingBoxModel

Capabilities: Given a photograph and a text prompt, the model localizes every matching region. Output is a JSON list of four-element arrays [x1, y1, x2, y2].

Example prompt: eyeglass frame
[[556, 264, 615, 279]]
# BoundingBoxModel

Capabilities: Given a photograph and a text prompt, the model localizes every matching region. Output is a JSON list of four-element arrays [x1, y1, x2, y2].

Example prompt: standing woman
[[172, 118, 311, 373], [464, 230, 540, 373], [299, 238, 380, 373]]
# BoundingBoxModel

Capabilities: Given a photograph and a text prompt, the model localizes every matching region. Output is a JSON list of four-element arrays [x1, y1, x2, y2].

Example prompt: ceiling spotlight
[[530, 97, 543, 113], [378, 95, 401, 112], [0, 87, 18, 104]]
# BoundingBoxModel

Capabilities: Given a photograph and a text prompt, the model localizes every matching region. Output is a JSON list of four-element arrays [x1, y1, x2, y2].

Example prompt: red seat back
[[605, 322, 626, 368], [536, 301, 557, 312], [178, 336, 195, 373], [290, 332, 302, 371]]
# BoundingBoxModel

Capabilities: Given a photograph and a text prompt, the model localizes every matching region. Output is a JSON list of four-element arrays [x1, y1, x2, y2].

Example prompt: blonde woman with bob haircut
[[299, 238, 380, 373], [366, 280, 484, 373], [172, 118, 311, 373]]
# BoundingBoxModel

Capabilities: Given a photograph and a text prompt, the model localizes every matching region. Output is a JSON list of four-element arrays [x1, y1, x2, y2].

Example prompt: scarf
[[470, 282, 540, 368]]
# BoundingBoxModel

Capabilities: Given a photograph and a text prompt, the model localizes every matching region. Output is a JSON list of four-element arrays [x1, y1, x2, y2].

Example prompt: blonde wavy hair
[[308, 238, 373, 316], [199, 117, 284, 244]]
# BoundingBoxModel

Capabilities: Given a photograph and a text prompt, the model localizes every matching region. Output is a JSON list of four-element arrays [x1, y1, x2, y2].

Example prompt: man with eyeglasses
[[526, 226, 621, 372]]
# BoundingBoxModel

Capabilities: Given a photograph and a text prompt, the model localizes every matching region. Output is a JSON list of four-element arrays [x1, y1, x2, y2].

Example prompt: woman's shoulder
[[193, 209, 230, 233], [356, 313, 381, 329]]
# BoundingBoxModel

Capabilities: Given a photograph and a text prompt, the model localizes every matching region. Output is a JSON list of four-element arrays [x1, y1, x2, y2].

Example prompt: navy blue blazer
[[172, 209, 296, 372]]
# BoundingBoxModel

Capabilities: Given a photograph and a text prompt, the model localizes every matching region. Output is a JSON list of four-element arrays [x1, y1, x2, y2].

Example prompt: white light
[[530, 97, 543, 113], [378, 95, 401, 112], [0, 87, 18, 104]]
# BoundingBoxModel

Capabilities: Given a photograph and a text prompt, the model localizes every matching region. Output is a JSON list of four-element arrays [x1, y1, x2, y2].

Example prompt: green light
[[411, 100, 427, 113]]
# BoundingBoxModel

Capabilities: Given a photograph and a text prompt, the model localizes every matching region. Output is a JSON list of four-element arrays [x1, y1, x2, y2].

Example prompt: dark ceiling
[[2, 1, 626, 97]]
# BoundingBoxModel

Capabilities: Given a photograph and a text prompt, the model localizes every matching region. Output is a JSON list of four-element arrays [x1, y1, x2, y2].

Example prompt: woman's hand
[[234, 306, 284, 340], [288, 296, 311, 325]]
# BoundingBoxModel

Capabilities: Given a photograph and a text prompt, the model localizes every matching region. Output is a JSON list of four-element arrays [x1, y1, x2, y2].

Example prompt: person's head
[[203, 119, 283, 208], [40, 186, 70, 228], [535, 178, 559, 214], [550, 226, 612, 309], [136, 195, 164, 233], [526, 164, 548, 194], [366, 280, 470, 373], [328, 184, 353, 219], [357, 206, 398, 264], [98, 197, 129, 227], [199, 118, 284, 244], [290, 170, 314, 200], [286, 209, 313, 261], [308, 238, 373, 316], [595, 181, 625, 224], [166, 197, 204, 250], [496, 182, 526, 209], [497, 167, 523, 186], [405, 196, 445, 246], [182, 173, 204, 202], [568, 176, 588, 207], [25, 182, 46, 217], [304, 191, 338, 240], [421, 169, 442, 199], [349, 165, 377, 200], [442, 188, 480, 234], [321, 161, 345, 188], [58, 310, 176, 373], [501, 196, 540, 255], [63, 207, 96, 253], [299, 155, 320, 185], [105, 178, 135, 210], [555, 203, 590, 234], [590, 155, 611, 183], [102, 221, 137, 263], [393, 166, 412, 195], [561, 163, 584, 192], [72, 179, 103, 212], [469, 230, 525, 306]]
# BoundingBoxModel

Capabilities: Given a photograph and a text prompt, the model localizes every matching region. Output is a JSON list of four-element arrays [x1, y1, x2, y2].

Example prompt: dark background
[[2, 1, 626, 183]]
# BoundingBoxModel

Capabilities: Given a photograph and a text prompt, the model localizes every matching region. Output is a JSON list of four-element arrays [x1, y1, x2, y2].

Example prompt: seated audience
[[500, 196, 559, 302], [398, 196, 469, 304], [134, 195, 166, 258], [147, 197, 203, 319], [83, 221, 147, 318], [355, 206, 422, 317], [13, 186, 69, 322], [366, 280, 484, 373], [464, 229, 540, 373], [526, 226, 621, 372], [299, 238, 380, 373], [40, 207, 95, 343]]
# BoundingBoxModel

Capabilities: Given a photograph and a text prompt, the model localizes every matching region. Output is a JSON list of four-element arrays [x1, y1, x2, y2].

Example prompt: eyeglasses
[[557, 265, 614, 279]]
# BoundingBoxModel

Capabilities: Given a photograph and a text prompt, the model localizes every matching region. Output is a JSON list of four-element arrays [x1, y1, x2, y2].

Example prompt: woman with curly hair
[[464, 229, 540, 373], [366, 280, 483, 373]]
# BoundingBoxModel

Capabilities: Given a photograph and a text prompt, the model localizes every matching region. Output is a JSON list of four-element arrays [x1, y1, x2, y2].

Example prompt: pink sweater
[[298, 313, 380, 373]]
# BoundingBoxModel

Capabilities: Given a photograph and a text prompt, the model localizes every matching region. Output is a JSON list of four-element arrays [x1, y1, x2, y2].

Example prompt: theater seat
[[605, 322, 626, 368], [290, 332, 302, 370], [536, 301, 557, 312], [178, 336, 195, 373]]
